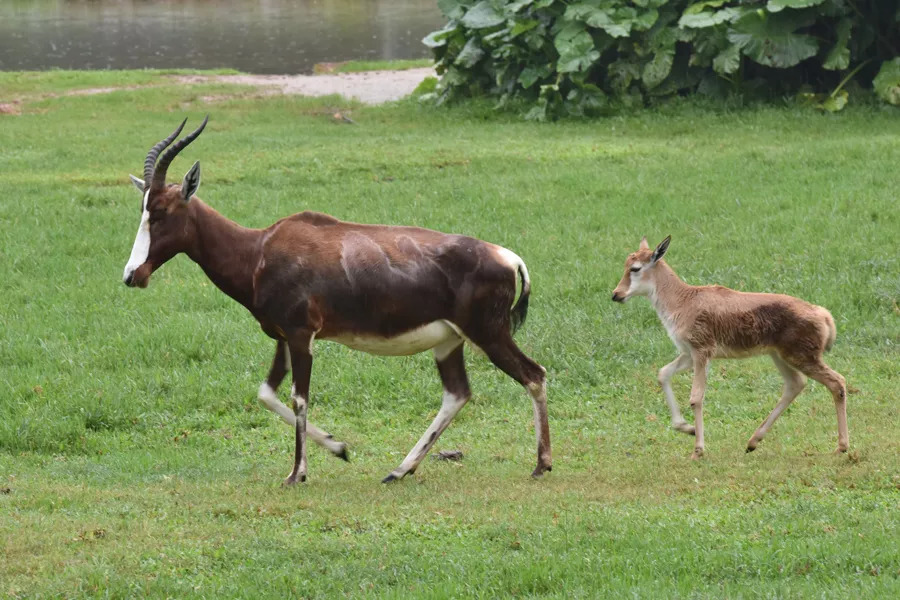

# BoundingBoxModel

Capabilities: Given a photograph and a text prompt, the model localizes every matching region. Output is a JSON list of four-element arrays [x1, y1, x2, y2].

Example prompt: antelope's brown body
[[123, 118, 551, 485]]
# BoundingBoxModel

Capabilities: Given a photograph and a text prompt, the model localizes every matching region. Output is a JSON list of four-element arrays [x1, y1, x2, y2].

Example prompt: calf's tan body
[[612, 237, 848, 458]]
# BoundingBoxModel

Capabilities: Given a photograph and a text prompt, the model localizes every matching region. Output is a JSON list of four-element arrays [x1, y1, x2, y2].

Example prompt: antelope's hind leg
[[382, 338, 470, 483], [469, 330, 551, 478], [746, 354, 805, 453], [258, 342, 349, 463]]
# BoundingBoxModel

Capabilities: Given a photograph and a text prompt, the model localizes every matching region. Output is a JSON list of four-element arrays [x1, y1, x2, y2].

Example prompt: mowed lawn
[[0, 71, 898, 598]]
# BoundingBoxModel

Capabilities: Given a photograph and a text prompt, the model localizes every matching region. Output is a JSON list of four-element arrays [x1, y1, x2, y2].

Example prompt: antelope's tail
[[510, 257, 531, 336]]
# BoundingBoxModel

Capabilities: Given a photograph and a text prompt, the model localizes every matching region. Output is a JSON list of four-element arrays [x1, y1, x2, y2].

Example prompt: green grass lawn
[[0, 71, 898, 598]]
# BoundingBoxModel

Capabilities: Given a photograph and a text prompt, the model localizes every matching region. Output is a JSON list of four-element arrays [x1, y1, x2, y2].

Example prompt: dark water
[[0, 0, 445, 74]]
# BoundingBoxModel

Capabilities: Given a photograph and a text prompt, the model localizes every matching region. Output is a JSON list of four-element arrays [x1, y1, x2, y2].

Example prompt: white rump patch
[[324, 320, 462, 356], [123, 190, 151, 283], [494, 246, 529, 286]]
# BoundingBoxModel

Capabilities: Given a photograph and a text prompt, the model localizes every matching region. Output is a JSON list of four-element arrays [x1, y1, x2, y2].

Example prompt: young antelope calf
[[612, 236, 847, 459]]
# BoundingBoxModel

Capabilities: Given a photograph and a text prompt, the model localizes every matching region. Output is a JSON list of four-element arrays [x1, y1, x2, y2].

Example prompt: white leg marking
[[433, 335, 463, 362], [123, 190, 151, 282], [292, 390, 309, 478], [258, 382, 295, 424], [388, 390, 468, 479], [257, 381, 346, 454]]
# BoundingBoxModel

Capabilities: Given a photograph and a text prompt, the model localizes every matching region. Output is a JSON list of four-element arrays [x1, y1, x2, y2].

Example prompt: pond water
[[0, 0, 445, 74]]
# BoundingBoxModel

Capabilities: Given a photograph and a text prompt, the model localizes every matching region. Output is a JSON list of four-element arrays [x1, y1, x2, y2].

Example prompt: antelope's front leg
[[258, 341, 348, 460], [284, 335, 314, 486], [689, 353, 709, 460]]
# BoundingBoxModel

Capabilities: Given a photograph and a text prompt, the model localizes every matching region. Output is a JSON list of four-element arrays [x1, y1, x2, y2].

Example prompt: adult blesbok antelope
[[612, 236, 847, 459], [122, 117, 551, 485]]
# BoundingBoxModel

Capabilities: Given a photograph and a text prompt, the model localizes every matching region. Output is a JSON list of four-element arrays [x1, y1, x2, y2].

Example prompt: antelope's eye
[[148, 211, 165, 224], [629, 266, 641, 273]]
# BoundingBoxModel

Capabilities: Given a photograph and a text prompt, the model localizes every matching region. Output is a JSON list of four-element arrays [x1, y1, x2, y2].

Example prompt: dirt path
[[175, 68, 435, 104], [0, 69, 437, 115]]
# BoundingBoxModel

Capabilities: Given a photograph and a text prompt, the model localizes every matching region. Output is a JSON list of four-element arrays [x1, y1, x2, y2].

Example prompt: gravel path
[[176, 68, 435, 104]]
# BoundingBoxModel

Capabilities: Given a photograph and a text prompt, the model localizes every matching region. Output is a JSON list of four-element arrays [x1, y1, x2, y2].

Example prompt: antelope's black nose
[[124, 273, 134, 287], [611, 293, 623, 303]]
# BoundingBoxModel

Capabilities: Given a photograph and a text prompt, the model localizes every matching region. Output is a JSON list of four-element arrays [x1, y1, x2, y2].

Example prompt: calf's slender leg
[[383, 338, 469, 483], [258, 341, 348, 460], [689, 353, 709, 460], [746, 354, 805, 452], [658, 353, 694, 434], [794, 359, 848, 453]]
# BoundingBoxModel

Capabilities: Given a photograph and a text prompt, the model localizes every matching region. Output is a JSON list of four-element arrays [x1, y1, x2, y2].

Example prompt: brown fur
[[612, 237, 848, 458]]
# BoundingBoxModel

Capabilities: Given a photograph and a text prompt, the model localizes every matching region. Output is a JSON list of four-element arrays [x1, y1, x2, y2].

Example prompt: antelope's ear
[[651, 235, 671, 263], [129, 175, 145, 193], [182, 161, 201, 202], [639, 237, 650, 250]]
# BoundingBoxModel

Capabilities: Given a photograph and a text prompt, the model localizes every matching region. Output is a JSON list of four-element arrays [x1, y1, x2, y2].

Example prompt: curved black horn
[[151, 116, 209, 191], [143, 118, 187, 189]]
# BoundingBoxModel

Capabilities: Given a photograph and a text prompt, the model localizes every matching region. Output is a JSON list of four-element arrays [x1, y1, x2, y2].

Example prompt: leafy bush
[[424, 0, 900, 118]]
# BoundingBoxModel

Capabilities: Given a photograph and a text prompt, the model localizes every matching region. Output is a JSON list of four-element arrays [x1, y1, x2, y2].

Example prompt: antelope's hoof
[[674, 423, 696, 436], [834, 446, 849, 455], [334, 444, 350, 462], [745, 445, 757, 453], [690, 449, 704, 461], [282, 474, 306, 487], [531, 464, 552, 478], [746, 439, 759, 453], [381, 472, 401, 484]]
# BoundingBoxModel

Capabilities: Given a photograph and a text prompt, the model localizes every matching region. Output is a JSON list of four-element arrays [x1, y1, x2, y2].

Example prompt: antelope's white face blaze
[[123, 189, 151, 284]]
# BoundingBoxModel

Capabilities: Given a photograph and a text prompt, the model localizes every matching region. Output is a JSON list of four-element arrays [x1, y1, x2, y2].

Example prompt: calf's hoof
[[674, 422, 696, 436], [690, 449, 704, 461], [834, 446, 849, 455]]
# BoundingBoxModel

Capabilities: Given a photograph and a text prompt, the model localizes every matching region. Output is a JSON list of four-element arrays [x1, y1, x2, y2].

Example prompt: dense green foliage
[[1, 71, 899, 597], [425, 0, 900, 118]]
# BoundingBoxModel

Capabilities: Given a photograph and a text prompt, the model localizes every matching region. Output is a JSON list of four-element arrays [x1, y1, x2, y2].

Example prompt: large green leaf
[[554, 22, 600, 73], [682, 0, 727, 15], [823, 19, 851, 71], [510, 19, 540, 38], [505, 0, 536, 14], [437, 0, 466, 20], [519, 64, 553, 88], [713, 43, 741, 74], [728, 12, 818, 68], [565, 3, 631, 38], [461, 1, 505, 29], [873, 58, 900, 106], [642, 47, 674, 88], [819, 89, 848, 112], [454, 37, 485, 68], [679, 7, 741, 29], [766, 0, 826, 13], [423, 23, 460, 49]]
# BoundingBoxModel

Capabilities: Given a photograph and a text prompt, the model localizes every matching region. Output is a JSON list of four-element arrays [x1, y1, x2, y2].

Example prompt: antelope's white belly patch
[[323, 320, 461, 356]]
